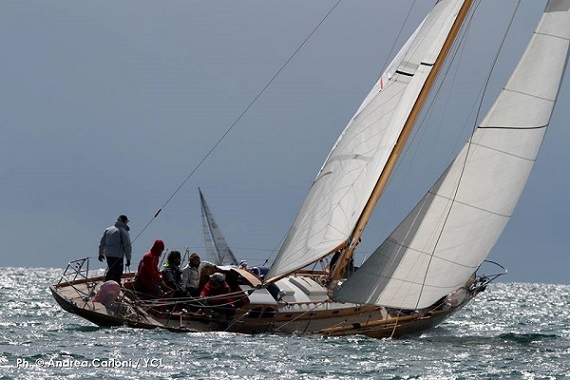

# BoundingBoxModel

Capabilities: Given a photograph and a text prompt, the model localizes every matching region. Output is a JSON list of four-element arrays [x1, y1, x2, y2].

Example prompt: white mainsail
[[334, 0, 570, 310], [200, 188, 238, 265], [267, 0, 468, 280]]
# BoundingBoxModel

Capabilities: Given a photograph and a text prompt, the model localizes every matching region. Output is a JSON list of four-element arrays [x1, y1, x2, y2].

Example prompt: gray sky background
[[1, 1, 568, 284]]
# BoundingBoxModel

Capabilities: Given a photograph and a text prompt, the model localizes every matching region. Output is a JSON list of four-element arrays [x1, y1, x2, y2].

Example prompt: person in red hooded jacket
[[134, 239, 170, 297], [200, 272, 238, 321], [200, 272, 235, 306]]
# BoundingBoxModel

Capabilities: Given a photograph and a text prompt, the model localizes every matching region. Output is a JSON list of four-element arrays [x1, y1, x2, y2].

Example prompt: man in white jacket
[[181, 252, 202, 296]]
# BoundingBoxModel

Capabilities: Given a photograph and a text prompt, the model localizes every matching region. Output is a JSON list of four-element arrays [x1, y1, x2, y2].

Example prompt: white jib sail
[[268, 0, 467, 280], [200, 188, 238, 265], [334, 0, 570, 310]]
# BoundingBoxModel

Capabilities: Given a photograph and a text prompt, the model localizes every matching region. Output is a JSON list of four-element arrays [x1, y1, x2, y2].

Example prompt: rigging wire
[[132, 0, 344, 244], [379, 0, 419, 76], [356, 0, 481, 264], [412, 0, 523, 311], [262, 0, 421, 268], [392, 0, 484, 193]]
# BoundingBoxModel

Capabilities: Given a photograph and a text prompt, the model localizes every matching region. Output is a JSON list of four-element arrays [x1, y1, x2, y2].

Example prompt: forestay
[[334, 0, 570, 310], [267, 0, 468, 280]]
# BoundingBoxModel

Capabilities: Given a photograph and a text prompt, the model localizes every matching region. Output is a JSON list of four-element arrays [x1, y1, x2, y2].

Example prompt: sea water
[[1, 267, 569, 379]]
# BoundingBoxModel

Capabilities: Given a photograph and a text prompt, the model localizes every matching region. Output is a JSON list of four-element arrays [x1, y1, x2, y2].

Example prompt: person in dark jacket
[[162, 250, 185, 297], [98, 215, 132, 284], [134, 239, 168, 298]]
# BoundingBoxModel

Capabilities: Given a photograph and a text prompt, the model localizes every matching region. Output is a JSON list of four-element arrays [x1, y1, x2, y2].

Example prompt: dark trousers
[[104, 256, 124, 284]]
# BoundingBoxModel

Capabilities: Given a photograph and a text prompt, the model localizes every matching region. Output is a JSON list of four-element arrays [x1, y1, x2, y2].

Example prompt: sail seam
[[465, 139, 539, 162], [427, 190, 512, 218], [535, 31, 570, 42], [373, 275, 470, 289], [386, 237, 479, 269], [498, 87, 556, 103]]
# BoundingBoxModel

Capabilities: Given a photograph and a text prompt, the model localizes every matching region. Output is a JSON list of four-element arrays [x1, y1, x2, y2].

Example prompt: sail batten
[[478, 125, 548, 130], [334, 0, 570, 310]]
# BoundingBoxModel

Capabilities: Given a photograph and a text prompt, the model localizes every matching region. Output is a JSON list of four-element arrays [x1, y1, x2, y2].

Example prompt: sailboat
[[200, 187, 239, 266], [50, 0, 570, 338]]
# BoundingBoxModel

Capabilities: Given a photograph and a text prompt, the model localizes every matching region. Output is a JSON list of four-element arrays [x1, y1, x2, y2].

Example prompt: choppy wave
[[1, 267, 569, 379]]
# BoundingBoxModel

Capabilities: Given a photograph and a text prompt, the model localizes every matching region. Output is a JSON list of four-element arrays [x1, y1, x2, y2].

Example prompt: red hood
[[150, 239, 165, 256]]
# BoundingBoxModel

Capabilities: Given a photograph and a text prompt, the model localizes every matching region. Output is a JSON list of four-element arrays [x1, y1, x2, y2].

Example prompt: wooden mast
[[330, 0, 474, 282]]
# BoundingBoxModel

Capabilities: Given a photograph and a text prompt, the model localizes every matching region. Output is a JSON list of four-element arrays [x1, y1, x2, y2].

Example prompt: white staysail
[[200, 188, 238, 265], [267, 0, 468, 280], [334, 0, 570, 310]]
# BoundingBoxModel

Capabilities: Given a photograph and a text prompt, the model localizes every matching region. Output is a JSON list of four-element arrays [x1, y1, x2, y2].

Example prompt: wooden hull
[[50, 269, 476, 339], [49, 285, 160, 330]]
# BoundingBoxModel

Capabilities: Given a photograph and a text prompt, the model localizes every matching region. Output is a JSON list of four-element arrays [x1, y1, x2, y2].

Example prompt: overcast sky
[[1, 1, 568, 285]]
